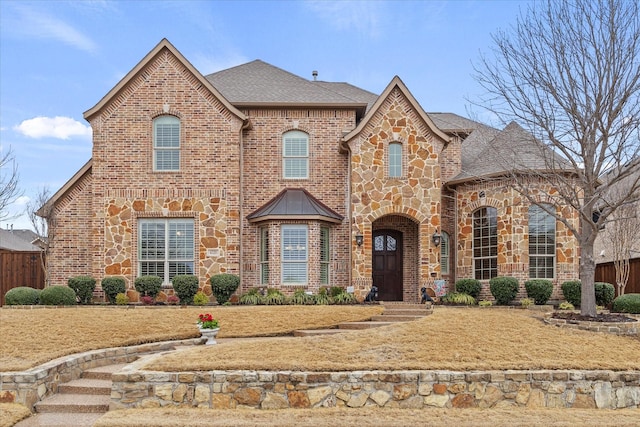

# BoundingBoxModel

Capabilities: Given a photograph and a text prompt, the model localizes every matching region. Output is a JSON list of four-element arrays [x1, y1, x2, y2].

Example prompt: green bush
[[479, 300, 493, 307], [332, 291, 357, 305], [263, 288, 286, 305], [5, 286, 40, 305], [115, 293, 129, 305], [239, 288, 263, 305], [442, 292, 476, 305], [209, 274, 240, 305], [290, 288, 315, 305], [134, 275, 162, 298], [40, 286, 77, 305], [455, 279, 481, 299], [561, 281, 581, 306], [67, 276, 96, 304], [558, 301, 575, 310], [524, 279, 553, 305], [315, 288, 331, 305], [595, 282, 615, 307], [172, 275, 199, 305], [489, 276, 519, 305], [520, 298, 534, 308], [101, 277, 126, 304], [611, 293, 640, 314], [193, 291, 209, 306], [329, 286, 345, 298]]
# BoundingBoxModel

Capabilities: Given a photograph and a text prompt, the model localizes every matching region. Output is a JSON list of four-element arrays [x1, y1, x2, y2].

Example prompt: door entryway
[[372, 229, 403, 301]]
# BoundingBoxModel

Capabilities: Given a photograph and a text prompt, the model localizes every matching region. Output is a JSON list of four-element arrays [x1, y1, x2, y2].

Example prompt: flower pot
[[198, 327, 220, 345]]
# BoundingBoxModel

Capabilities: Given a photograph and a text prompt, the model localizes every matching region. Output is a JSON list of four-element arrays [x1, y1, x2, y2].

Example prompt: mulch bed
[[551, 312, 637, 323]]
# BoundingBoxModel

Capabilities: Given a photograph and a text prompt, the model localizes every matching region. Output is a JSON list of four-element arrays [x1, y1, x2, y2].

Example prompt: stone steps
[[370, 314, 427, 322], [34, 393, 111, 413]]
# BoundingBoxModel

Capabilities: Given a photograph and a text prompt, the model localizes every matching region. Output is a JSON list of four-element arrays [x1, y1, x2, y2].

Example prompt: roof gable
[[84, 39, 246, 122]]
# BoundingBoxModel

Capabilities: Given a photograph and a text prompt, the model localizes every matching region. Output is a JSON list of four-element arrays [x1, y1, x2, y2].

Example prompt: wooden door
[[372, 230, 403, 301]]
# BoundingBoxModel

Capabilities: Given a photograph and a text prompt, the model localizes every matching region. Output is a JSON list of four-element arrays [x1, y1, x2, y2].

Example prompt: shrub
[[193, 291, 209, 306], [455, 279, 481, 299], [263, 288, 286, 305], [558, 301, 575, 310], [172, 275, 199, 305], [332, 291, 357, 305], [140, 295, 155, 305], [612, 293, 640, 314], [442, 292, 476, 305], [134, 275, 162, 298], [67, 276, 96, 304], [315, 288, 331, 305], [595, 282, 615, 307], [5, 286, 40, 305], [166, 295, 180, 305], [209, 274, 240, 305], [524, 279, 553, 305], [561, 280, 581, 306], [329, 286, 345, 298], [239, 288, 263, 305], [489, 277, 519, 305], [290, 289, 315, 305], [479, 299, 493, 307], [40, 286, 77, 305], [115, 293, 129, 305], [520, 298, 534, 308], [101, 277, 126, 304]]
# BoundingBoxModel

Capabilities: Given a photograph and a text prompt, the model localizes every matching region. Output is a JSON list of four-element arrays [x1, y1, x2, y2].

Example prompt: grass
[[2, 305, 639, 427], [0, 403, 31, 427]]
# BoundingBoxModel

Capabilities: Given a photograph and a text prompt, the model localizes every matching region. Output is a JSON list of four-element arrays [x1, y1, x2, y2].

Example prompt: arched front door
[[372, 229, 403, 301]]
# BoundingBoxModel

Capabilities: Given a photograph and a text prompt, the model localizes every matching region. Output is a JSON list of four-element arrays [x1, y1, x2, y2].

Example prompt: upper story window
[[529, 204, 556, 279], [440, 231, 450, 275], [283, 130, 309, 179], [154, 116, 180, 171], [138, 218, 194, 285], [388, 142, 402, 178], [473, 207, 498, 280]]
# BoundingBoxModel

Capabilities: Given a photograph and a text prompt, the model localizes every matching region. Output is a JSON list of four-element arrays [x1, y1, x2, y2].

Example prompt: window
[[473, 207, 497, 280], [260, 227, 269, 284], [139, 219, 194, 284], [529, 204, 556, 278], [154, 116, 180, 171], [281, 225, 308, 284], [388, 142, 402, 178], [320, 226, 330, 285], [283, 130, 308, 179], [440, 231, 450, 275]]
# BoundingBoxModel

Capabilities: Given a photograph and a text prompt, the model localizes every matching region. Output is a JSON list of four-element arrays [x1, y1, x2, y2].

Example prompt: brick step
[[380, 308, 431, 316], [381, 303, 428, 310], [371, 314, 427, 322], [13, 412, 105, 427], [82, 364, 127, 381], [34, 393, 110, 413], [338, 321, 394, 330], [58, 378, 112, 395], [293, 329, 355, 337]]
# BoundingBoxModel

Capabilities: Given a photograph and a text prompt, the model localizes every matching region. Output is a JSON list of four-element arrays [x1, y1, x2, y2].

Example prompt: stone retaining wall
[[0, 338, 204, 410], [111, 361, 640, 410], [543, 313, 639, 336]]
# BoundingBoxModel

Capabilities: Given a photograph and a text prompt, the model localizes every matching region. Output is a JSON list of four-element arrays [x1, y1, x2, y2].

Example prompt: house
[[0, 227, 45, 305], [42, 39, 580, 303]]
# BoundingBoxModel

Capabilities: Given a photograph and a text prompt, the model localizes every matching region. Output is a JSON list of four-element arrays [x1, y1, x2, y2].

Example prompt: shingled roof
[[0, 229, 42, 251]]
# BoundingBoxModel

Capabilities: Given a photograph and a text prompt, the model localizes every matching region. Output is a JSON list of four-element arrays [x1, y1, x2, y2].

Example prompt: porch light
[[355, 234, 364, 247], [432, 230, 441, 247]]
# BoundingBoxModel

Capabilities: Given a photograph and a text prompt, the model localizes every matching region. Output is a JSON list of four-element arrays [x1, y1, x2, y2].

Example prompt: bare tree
[[473, 0, 640, 316], [0, 146, 23, 222], [26, 187, 54, 287]]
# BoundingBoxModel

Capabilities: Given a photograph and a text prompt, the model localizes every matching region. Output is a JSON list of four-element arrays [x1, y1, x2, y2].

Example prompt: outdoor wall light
[[355, 234, 364, 247], [432, 229, 441, 247]]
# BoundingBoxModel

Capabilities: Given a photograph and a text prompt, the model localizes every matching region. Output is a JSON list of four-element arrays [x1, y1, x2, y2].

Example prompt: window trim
[[282, 130, 309, 179], [472, 207, 498, 280], [281, 224, 308, 285], [388, 141, 402, 178], [440, 231, 450, 275], [320, 226, 330, 285], [528, 204, 556, 279], [153, 115, 181, 172], [138, 218, 194, 285], [260, 226, 269, 285]]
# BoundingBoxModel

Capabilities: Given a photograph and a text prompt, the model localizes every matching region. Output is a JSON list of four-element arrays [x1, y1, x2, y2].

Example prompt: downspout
[[339, 139, 352, 291], [238, 119, 252, 288]]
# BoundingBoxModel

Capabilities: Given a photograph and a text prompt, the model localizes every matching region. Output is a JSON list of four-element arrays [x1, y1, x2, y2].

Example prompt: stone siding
[[111, 365, 640, 410]]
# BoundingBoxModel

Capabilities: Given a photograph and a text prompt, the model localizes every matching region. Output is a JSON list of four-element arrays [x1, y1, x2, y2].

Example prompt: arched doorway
[[372, 229, 403, 301]]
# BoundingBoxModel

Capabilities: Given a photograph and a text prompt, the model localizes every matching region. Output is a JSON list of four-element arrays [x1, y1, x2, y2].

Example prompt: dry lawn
[[147, 307, 640, 372], [0, 403, 31, 427], [93, 407, 640, 427], [0, 305, 382, 372]]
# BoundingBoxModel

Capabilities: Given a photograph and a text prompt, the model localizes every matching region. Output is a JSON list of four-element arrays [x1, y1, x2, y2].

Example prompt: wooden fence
[[595, 258, 640, 296], [0, 250, 45, 305]]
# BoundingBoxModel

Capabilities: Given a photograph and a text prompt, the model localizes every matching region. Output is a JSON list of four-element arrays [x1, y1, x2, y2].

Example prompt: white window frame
[[281, 224, 308, 285], [320, 226, 330, 285], [528, 204, 556, 279], [283, 130, 309, 179], [260, 226, 269, 285], [138, 218, 194, 285], [388, 142, 402, 178], [153, 116, 180, 171], [440, 231, 450, 275], [473, 207, 498, 280]]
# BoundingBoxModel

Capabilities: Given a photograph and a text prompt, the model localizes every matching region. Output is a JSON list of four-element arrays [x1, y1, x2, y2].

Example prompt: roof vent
[[312, 70, 318, 81]]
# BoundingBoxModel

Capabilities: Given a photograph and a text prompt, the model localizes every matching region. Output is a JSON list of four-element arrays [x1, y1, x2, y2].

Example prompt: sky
[[0, 0, 530, 231]]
